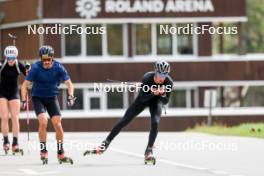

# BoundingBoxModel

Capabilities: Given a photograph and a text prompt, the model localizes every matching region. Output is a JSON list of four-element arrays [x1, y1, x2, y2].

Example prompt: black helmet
[[39, 45, 54, 58], [155, 60, 170, 75]]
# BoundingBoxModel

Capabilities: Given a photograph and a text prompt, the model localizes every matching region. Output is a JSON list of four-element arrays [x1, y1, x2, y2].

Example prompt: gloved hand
[[151, 86, 166, 96], [25, 62, 31, 70], [21, 100, 27, 110], [67, 95, 77, 107]]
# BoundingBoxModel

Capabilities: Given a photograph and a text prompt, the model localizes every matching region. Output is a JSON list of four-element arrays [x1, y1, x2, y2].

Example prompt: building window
[[157, 24, 173, 55], [177, 23, 193, 55], [213, 23, 238, 54], [63, 23, 195, 59], [240, 86, 264, 107], [169, 90, 187, 108], [65, 24, 81, 56], [134, 24, 152, 55], [107, 24, 123, 56], [90, 97, 101, 110], [86, 24, 102, 56], [107, 91, 123, 109], [86, 90, 103, 110]]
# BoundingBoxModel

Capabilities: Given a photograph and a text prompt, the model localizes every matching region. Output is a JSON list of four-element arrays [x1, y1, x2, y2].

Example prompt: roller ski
[[40, 151, 48, 165], [12, 145, 24, 156], [3, 143, 10, 155], [83, 140, 110, 156], [144, 147, 156, 165], [83, 147, 104, 156], [57, 153, 73, 165]]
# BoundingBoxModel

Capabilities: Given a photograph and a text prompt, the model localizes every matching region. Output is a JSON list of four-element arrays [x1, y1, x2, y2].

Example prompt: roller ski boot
[[40, 151, 48, 165], [57, 153, 73, 164], [144, 147, 156, 165], [3, 143, 10, 155], [83, 140, 110, 156], [12, 144, 24, 156]]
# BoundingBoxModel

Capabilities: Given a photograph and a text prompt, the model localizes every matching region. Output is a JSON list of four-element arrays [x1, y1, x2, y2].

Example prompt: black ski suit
[[106, 71, 173, 150]]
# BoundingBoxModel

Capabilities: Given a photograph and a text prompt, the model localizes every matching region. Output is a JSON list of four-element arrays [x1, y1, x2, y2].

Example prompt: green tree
[[246, 0, 264, 53]]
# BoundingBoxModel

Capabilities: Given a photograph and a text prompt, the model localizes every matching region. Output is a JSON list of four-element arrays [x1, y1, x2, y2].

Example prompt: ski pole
[[8, 33, 17, 46]]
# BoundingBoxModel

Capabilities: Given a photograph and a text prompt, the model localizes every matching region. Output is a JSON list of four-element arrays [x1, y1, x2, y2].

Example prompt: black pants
[[106, 97, 162, 149], [0, 89, 20, 101], [32, 96, 61, 118]]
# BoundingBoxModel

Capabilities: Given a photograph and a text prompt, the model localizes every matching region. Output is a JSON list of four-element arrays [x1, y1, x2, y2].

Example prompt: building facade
[[2, 0, 263, 131]]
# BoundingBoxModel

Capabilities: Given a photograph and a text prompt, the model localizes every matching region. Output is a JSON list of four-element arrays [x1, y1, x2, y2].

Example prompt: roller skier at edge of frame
[[0, 34, 31, 156], [0, 45, 26, 156], [21, 45, 76, 165], [84, 60, 174, 165]]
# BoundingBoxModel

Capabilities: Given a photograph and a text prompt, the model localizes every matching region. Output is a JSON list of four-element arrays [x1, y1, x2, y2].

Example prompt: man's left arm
[[64, 79, 76, 107], [64, 79, 74, 96], [60, 64, 76, 106]]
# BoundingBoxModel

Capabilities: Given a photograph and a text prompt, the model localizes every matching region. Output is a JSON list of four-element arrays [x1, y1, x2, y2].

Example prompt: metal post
[[207, 91, 213, 127]]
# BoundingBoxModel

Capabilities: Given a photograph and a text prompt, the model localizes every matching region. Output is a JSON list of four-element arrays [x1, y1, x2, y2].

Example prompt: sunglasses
[[7, 56, 16, 61], [156, 72, 168, 78], [42, 58, 52, 62]]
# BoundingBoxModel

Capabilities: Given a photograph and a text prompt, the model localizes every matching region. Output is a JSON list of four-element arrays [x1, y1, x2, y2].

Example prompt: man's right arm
[[21, 80, 32, 102], [21, 63, 36, 102]]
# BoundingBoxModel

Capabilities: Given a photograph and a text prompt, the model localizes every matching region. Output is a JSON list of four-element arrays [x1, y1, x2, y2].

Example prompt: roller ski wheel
[[144, 147, 156, 165], [83, 148, 103, 156], [12, 145, 24, 156], [3, 143, 10, 155], [144, 156, 156, 165], [40, 152, 48, 165], [58, 154, 73, 165], [83, 140, 110, 156]]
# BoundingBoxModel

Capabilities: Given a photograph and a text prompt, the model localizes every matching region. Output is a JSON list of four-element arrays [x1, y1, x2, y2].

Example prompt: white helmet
[[4, 46, 18, 58], [155, 60, 170, 74]]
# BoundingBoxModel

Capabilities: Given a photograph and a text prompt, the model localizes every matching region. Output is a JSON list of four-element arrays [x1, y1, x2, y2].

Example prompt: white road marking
[[111, 147, 208, 170], [19, 169, 38, 175], [110, 147, 246, 176], [0, 172, 20, 175], [211, 170, 229, 174], [158, 158, 209, 170], [19, 169, 59, 175]]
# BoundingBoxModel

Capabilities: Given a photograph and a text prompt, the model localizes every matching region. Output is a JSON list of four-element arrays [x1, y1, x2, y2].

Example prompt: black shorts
[[0, 90, 20, 101], [32, 96, 61, 118]]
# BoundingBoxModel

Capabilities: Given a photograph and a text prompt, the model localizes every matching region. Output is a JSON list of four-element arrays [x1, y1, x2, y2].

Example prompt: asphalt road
[[0, 132, 263, 176]]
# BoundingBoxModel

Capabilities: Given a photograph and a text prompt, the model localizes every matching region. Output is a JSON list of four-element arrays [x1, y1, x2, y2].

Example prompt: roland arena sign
[[76, 0, 214, 18], [104, 0, 214, 13], [74, 0, 246, 19]]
